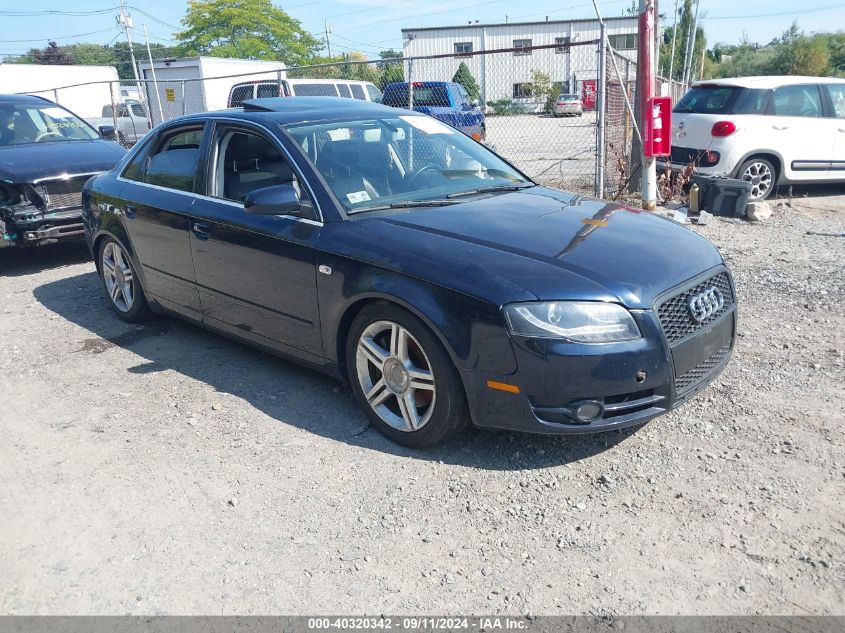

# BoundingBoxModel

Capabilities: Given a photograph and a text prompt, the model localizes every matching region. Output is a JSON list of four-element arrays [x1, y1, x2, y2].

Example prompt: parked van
[[228, 79, 383, 107]]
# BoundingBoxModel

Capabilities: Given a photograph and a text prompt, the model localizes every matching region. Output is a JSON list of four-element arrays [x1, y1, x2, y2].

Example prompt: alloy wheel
[[741, 161, 773, 200], [102, 241, 135, 313], [355, 320, 436, 432]]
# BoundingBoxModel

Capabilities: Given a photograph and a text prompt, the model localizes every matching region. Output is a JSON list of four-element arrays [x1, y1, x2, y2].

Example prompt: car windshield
[[559, 94, 579, 100], [674, 85, 769, 115], [286, 115, 531, 213], [0, 102, 99, 146]]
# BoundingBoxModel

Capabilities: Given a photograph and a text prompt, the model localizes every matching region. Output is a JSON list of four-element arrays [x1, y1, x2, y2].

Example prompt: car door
[[822, 83, 845, 175], [117, 123, 207, 320], [768, 83, 836, 181], [188, 121, 324, 360]]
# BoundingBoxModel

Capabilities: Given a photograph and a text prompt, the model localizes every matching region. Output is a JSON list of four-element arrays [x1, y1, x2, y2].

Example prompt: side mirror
[[471, 98, 481, 108], [244, 184, 307, 216], [99, 125, 117, 141]]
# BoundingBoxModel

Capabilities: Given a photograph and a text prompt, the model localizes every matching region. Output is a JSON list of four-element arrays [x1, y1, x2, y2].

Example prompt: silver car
[[553, 93, 583, 117]]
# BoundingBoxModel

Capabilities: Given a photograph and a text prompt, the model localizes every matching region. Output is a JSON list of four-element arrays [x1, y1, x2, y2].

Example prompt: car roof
[[0, 93, 53, 104], [692, 76, 845, 90], [179, 97, 411, 125]]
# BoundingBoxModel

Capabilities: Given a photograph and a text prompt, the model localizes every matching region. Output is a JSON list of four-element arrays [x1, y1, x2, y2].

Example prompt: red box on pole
[[644, 96, 672, 158]]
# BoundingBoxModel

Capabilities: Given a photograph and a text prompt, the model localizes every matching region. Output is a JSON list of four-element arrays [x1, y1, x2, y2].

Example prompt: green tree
[[660, 0, 707, 81], [378, 49, 404, 89], [451, 62, 480, 100], [175, 0, 321, 66], [769, 23, 830, 76]]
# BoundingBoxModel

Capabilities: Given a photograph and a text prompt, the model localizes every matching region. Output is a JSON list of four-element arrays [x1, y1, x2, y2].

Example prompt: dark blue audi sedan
[[82, 97, 735, 448]]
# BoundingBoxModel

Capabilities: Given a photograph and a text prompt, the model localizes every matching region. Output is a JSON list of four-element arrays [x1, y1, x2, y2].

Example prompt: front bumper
[[463, 270, 736, 435], [0, 205, 85, 248]]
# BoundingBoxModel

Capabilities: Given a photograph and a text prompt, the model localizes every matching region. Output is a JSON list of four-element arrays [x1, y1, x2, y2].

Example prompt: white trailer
[[137, 57, 287, 125], [0, 63, 120, 119]]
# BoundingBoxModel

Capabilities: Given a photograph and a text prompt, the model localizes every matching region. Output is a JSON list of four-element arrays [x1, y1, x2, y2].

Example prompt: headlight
[[503, 301, 641, 343]]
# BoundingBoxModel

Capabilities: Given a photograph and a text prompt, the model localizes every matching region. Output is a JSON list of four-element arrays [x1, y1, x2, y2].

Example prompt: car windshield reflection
[[285, 115, 532, 213]]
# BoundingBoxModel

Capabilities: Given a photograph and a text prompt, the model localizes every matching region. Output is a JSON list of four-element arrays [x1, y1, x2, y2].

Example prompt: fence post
[[53, 88, 59, 104], [276, 69, 283, 97], [595, 24, 607, 198], [180, 81, 187, 116], [407, 57, 414, 109], [623, 58, 630, 171], [109, 82, 118, 138]]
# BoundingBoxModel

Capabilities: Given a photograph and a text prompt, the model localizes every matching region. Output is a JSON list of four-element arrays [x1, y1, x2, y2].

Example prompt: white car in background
[[665, 76, 845, 200], [553, 93, 583, 117]]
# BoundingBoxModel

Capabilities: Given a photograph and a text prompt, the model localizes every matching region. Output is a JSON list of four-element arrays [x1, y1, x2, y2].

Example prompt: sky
[[0, 0, 843, 60]]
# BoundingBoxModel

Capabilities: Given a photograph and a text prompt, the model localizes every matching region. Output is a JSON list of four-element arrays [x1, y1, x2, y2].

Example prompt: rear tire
[[98, 237, 151, 323], [737, 157, 776, 201], [346, 302, 469, 448]]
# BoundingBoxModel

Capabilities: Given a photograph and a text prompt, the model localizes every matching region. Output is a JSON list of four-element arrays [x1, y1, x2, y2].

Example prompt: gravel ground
[[0, 194, 843, 616]]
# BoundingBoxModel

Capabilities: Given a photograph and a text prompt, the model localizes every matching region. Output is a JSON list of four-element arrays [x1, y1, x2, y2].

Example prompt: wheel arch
[[334, 293, 458, 384], [734, 151, 783, 182]]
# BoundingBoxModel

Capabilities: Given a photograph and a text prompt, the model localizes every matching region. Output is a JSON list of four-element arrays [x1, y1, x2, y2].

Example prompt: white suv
[[664, 76, 845, 200]]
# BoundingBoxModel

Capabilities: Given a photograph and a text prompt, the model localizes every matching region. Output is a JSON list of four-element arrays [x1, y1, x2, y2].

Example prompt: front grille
[[41, 175, 96, 210], [675, 345, 731, 393], [657, 272, 734, 344]]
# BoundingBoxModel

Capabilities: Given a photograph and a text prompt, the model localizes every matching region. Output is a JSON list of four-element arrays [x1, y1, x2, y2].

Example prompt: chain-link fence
[[19, 40, 624, 196], [603, 47, 638, 198]]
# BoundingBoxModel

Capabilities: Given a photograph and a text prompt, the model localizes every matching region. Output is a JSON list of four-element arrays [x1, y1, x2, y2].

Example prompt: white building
[[401, 16, 638, 109]]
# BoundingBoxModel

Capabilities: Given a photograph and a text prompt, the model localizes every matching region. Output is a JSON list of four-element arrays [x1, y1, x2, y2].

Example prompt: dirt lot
[[0, 194, 843, 616]]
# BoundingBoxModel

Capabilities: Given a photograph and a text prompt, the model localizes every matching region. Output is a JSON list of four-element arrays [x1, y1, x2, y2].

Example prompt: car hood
[[0, 140, 126, 183], [347, 187, 724, 309]]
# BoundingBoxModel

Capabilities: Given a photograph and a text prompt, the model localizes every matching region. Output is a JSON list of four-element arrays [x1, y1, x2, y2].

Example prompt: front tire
[[346, 303, 469, 448], [737, 157, 776, 201], [98, 237, 151, 323]]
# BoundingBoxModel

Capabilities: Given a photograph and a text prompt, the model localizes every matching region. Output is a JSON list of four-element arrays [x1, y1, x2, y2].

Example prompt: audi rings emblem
[[688, 287, 724, 323]]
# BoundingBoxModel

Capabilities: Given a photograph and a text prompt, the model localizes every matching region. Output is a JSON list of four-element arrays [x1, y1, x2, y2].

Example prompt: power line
[[702, 3, 844, 20], [0, 27, 118, 44], [333, 0, 510, 33], [0, 7, 120, 16], [302, 0, 413, 24]]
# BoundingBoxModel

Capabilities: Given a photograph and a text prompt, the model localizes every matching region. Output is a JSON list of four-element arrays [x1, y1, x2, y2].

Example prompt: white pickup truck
[[86, 101, 150, 147]]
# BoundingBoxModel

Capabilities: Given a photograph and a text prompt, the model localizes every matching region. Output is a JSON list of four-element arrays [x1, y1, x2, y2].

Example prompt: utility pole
[[142, 22, 164, 124], [324, 22, 332, 58], [685, 0, 700, 85], [116, 0, 143, 103], [668, 0, 679, 83], [638, 0, 657, 210]]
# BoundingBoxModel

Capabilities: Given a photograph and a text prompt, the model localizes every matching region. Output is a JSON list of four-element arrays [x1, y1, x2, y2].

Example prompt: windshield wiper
[[446, 183, 535, 199], [349, 199, 459, 213]]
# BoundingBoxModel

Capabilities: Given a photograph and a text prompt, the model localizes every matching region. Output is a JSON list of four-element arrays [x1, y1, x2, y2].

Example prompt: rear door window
[[337, 84, 352, 98], [675, 85, 768, 115], [293, 83, 338, 97], [229, 85, 253, 107], [143, 127, 205, 193], [350, 84, 366, 100], [256, 83, 280, 98], [770, 84, 823, 118]]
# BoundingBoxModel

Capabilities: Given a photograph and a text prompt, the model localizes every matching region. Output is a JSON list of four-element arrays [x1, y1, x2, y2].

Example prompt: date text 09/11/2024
[[307, 617, 528, 630]]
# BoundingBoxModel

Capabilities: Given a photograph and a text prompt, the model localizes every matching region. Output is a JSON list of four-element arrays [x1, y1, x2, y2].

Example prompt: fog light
[[573, 401, 603, 423]]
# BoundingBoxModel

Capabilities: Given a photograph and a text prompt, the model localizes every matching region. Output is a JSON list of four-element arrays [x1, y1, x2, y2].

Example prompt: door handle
[[191, 221, 210, 240], [124, 205, 137, 219], [772, 125, 789, 130]]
